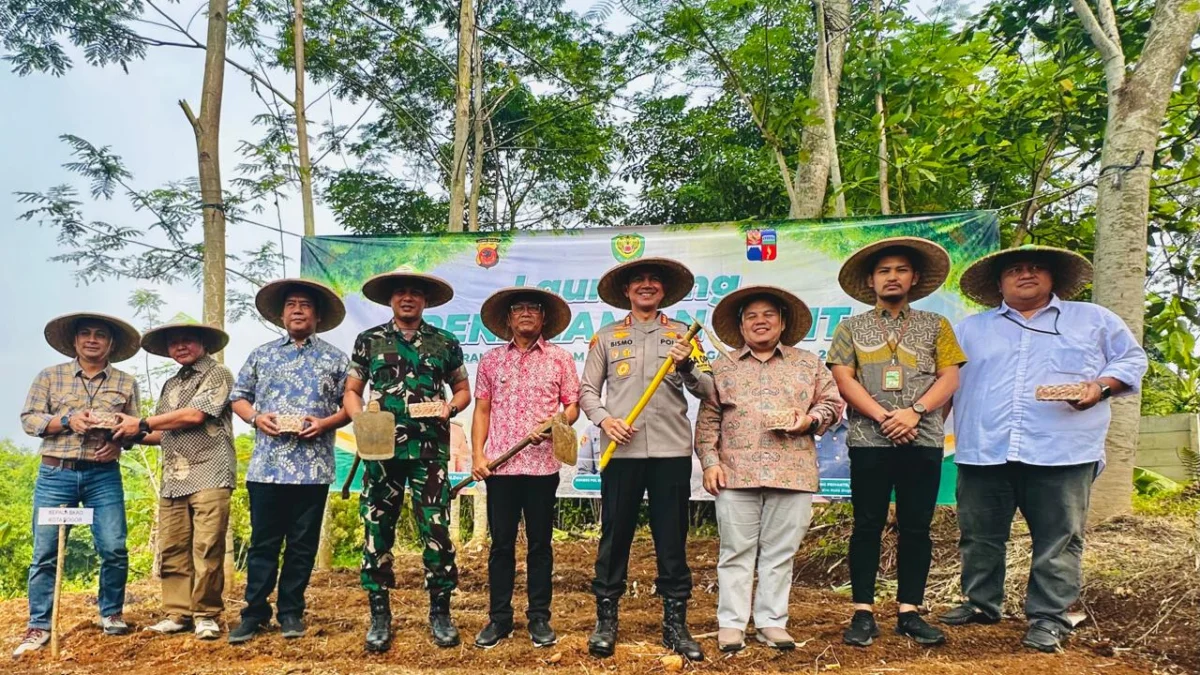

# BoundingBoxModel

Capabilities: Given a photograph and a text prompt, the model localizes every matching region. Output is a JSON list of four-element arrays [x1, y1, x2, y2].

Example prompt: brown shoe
[[756, 626, 796, 650], [717, 627, 745, 653]]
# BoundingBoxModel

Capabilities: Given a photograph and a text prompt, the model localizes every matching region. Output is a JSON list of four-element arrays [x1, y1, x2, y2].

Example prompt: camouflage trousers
[[359, 458, 457, 594]]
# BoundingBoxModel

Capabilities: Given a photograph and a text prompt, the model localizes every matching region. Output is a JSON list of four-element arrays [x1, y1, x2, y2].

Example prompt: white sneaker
[[101, 614, 131, 635], [143, 618, 191, 634], [12, 628, 49, 657], [195, 618, 221, 640]]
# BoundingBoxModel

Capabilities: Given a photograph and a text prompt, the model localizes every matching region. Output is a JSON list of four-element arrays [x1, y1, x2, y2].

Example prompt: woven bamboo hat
[[44, 312, 141, 363], [960, 245, 1093, 307], [361, 267, 454, 308], [141, 322, 230, 358], [712, 285, 812, 349], [838, 236, 951, 305], [481, 287, 572, 341], [597, 257, 695, 310], [255, 278, 346, 333]]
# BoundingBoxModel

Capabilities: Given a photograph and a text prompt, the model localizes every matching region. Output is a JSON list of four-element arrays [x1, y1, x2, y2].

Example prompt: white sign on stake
[[38, 507, 93, 526]]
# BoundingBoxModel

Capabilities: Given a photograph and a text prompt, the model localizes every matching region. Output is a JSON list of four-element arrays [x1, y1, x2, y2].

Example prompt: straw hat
[[43, 312, 141, 363], [837, 236, 951, 305], [481, 287, 573, 341], [361, 267, 454, 308], [141, 322, 230, 358], [255, 278, 346, 333], [959, 245, 1093, 307], [597, 257, 695, 310], [712, 286, 812, 349]]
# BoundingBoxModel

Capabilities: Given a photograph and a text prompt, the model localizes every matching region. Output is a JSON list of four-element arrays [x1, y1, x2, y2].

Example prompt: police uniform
[[580, 312, 713, 600]]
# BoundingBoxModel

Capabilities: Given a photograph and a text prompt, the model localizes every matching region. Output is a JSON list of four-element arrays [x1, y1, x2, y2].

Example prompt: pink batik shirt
[[475, 337, 581, 476]]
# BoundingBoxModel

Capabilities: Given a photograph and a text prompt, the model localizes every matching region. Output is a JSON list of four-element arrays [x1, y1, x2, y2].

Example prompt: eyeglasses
[[510, 302, 543, 315]]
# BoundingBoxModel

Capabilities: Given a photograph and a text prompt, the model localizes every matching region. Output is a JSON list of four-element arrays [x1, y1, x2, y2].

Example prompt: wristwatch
[[1097, 382, 1113, 400], [138, 418, 152, 434], [448, 404, 460, 418], [59, 412, 73, 431], [249, 413, 259, 428], [912, 402, 928, 416]]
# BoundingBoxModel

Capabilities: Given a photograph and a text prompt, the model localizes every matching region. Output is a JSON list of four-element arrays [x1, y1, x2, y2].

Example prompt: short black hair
[[737, 293, 785, 321], [869, 246, 923, 274]]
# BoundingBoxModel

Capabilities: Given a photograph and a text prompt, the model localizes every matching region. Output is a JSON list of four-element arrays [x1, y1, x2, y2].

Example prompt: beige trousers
[[158, 487, 232, 621]]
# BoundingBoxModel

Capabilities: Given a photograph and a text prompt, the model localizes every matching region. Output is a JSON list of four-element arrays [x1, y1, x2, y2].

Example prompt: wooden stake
[[51, 523, 65, 658]]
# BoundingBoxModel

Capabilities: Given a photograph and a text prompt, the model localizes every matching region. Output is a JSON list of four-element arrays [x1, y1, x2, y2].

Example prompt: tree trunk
[[792, 0, 850, 219], [293, 0, 316, 237], [316, 493, 333, 570], [181, 0, 231, 587], [1068, 0, 1200, 524], [468, 26, 485, 233], [448, 0, 475, 233], [873, 0, 890, 214]]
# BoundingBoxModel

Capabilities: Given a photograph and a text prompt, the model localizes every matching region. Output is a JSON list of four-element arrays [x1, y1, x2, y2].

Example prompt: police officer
[[344, 268, 472, 652], [580, 257, 713, 661]]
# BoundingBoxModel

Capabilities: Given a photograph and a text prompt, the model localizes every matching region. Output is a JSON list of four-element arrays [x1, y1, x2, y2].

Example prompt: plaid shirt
[[158, 355, 236, 498], [21, 361, 140, 461]]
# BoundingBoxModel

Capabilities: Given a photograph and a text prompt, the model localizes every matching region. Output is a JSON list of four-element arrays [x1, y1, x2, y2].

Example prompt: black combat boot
[[429, 593, 461, 647], [365, 591, 392, 653], [587, 597, 619, 658], [662, 597, 704, 662]]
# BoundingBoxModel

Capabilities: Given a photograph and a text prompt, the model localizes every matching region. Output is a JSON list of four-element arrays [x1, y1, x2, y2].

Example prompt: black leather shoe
[[587, 597, 619, 658], [279, 614, 305, 639], [474, 621, 512, 649], [529, 618, 557, 647], [842, 610, 880, 647], [429, 593, 460, 648], [365, 591, 392, 653], [938, 603, 1000, 626], [661, 598, 704, 662], [227, 618, 263, 644], [897, 611, 946, 646], [1021, 622, 1066, 653]]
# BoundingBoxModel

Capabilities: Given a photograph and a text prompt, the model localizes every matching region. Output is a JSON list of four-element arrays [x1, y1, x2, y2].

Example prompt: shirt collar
[[623, 312, 670, 328], [385, 319, 431, 337], [72, 359, 112, 380], [278, 334, 317, 348], [874, 303, 911, 319], [998, 294, 1062, 319], [177, 354, 215, 379], [735, 343, 784, 361], [507, 336, 547, 352]]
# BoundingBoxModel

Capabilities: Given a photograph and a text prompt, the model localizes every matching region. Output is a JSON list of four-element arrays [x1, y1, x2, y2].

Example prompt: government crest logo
[[746, 229, 777, 261], [476, 237, 501, 268], [611, 233, 645, 262]]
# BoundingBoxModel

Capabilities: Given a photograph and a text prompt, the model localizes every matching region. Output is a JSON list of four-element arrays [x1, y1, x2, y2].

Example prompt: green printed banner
[[306, 212, 999, 503]]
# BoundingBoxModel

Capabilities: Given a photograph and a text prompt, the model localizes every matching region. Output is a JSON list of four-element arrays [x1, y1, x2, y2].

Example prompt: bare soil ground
[[5, 528, 1192, 675]]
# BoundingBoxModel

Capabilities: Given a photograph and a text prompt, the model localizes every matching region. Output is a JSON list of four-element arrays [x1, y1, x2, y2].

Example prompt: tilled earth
[[1, 536, 1174, 674]]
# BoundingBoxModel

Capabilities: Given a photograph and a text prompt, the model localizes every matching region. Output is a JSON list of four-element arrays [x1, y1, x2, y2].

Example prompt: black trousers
[[242, 482, 329, 622], [848, 446, 942, 607], [593, 457, 692, 601], [485, 473, 560, 624]]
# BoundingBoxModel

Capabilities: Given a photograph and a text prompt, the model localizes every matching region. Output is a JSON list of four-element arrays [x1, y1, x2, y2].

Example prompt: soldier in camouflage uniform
[[344, 269, 472, 652]]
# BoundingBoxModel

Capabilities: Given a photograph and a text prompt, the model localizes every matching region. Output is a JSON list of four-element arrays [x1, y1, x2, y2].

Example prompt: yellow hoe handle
[[598, 321, 702, 472]]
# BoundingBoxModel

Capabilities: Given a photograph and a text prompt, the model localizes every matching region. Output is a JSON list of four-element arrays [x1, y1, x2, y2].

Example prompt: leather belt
[[40, 455, 111, 471]]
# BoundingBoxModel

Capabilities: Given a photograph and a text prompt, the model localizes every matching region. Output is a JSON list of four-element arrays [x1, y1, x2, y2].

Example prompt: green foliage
[[1133, 466, 1181, 496], [1132, 480, 1200, 518]]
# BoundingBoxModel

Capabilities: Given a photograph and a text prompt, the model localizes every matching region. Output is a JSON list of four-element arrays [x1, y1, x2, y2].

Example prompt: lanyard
[[1001, 311, 1062, 336], [77, 371, 105, 409], [872, 309, 913, 365]]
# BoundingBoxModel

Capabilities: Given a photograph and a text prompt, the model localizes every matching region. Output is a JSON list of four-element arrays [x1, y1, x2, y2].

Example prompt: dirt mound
[[2, 533, 1178, 674]]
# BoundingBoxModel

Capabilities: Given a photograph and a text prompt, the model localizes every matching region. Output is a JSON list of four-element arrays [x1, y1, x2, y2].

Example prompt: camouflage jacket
[[349, 320, 468, 460]]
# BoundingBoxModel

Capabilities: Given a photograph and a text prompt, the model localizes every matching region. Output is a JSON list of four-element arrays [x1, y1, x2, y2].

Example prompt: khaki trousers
[[159, 488, 232, 621]]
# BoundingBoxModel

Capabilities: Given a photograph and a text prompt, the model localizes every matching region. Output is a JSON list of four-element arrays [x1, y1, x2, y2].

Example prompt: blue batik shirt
[[231, 335, 350, 484]]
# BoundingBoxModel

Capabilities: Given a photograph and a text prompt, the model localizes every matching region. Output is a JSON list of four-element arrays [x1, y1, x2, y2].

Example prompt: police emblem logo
[[476, 237, 501, 268], [616, 361, 632, 377], [611, 234, 645, 262]]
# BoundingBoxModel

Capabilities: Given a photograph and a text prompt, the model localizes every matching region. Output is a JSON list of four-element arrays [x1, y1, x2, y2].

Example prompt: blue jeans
[[28, 461, 129, 629]]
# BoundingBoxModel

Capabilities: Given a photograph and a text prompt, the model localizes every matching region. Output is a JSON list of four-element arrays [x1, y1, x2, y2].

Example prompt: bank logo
[[746, 229, 777, 262], [611, 234, 645, 262], [476, 237, 501, 268]]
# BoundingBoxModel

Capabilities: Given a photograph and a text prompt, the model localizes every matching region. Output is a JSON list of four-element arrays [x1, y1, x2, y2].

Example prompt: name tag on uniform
[[882, 365, 904, 391]]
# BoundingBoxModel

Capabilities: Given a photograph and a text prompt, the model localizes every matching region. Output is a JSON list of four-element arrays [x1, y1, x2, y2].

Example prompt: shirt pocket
[[1048, 340, 1102, 379], [370, 347, 401, 380], [609, 352, 636, 380], [95, 389, 130, 412], [50, 391, 84, 414]]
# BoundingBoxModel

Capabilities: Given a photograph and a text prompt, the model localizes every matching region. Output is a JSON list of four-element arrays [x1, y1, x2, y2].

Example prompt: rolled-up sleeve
[[1098, 308, 1148, 394], [807, 361, 846, 435], [580, 338, 610, 425], [21, 369, 53, 437], [229, 349, 259, 403]]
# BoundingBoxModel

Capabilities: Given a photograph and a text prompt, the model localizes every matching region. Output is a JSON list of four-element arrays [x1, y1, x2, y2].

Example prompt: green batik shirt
[[349, 320, 468, 461]]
